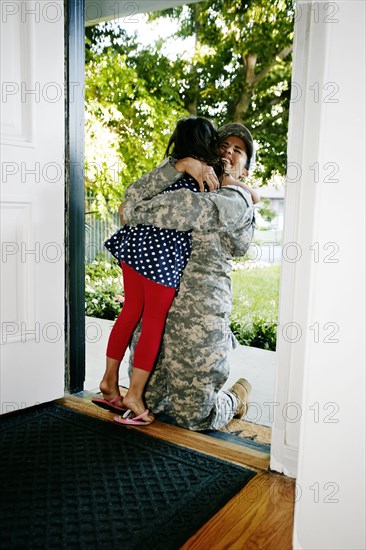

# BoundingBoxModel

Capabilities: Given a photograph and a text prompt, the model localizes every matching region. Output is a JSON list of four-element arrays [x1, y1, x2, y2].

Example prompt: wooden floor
[[60, 394, 295, 550]]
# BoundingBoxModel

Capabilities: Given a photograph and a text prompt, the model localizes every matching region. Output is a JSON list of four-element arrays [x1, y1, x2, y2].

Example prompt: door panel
[[0, 1, 65, 414]]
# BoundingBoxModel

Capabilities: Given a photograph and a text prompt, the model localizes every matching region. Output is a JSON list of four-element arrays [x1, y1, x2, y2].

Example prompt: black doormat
[[0, 403, 256, 550]]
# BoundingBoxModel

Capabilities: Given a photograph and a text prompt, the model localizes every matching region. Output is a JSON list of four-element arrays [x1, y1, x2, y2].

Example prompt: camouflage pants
[[128, 314, 238, 431]]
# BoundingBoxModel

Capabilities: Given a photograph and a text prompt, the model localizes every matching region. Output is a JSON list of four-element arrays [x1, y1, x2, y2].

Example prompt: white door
[[0, 1, 65, 414]]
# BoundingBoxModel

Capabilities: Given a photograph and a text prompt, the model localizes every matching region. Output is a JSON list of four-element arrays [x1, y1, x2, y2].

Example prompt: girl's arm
[[175, 157, 220, 192], [221, 173, 260, 204], [234, 182, 260, 205], [123, 156, 219, 207]]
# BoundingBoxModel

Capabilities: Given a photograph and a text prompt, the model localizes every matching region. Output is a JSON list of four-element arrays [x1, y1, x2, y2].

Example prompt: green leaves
[[85, 0, 295, 218], [85, 30, 186, 218], [149, 0, 294, 182], [85, 256, 124, 319]]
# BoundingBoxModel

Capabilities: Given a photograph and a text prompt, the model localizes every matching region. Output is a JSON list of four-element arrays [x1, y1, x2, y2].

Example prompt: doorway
[[68, 0, 298, 468]]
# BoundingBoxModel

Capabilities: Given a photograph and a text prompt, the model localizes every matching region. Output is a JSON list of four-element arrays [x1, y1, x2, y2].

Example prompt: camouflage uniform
[[123, 158, 255, 431]]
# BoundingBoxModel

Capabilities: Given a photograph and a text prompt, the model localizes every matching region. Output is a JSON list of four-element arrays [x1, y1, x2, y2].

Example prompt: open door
[[0, 1, 65, 413]]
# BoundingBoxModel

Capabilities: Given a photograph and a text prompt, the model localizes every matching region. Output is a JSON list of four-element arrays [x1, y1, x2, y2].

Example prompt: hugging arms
[[120, 156, 256, 430]]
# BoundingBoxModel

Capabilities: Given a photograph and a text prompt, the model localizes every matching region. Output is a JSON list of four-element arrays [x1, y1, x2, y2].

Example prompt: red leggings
[[106, 262, 176, 372]]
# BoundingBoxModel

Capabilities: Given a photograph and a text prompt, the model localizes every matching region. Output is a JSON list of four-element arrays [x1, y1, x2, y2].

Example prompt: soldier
[[120, 123, 258, 431], [94, 117, 226, 425]]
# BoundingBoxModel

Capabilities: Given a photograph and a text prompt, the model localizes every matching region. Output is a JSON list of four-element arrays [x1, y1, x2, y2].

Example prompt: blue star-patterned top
[[104, 174, 200, 289]]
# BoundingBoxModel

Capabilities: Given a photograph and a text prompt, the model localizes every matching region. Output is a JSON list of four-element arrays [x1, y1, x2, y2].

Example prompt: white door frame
[[270, 3, 315, 477]]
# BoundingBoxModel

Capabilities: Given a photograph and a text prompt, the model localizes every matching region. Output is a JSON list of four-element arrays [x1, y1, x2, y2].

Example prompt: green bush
[[230, 316, 278, 351], [85, 255, 124, 320]]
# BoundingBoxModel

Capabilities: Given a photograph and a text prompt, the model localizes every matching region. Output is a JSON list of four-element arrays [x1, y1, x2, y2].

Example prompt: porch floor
[[85, 316, 276, 427]]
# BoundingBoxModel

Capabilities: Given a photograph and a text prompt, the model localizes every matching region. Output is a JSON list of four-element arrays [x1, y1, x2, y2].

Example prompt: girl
[[92, 117, 225, 425]]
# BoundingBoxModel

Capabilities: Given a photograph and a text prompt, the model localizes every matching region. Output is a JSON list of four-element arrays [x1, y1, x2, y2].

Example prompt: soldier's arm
[[123, 186, 254, 233], [123, 157, 220, 204], [220, 203, 255, 257], [123, 158, 183, 203]]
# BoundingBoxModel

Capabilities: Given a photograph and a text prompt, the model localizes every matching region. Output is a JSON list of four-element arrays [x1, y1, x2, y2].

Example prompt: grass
[[231, 263, 280, 320], [229, 262, 280, 350], [253, 228, 283, 244]]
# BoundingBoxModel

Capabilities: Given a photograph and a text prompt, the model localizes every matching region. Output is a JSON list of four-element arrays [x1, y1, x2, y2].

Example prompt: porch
[[85, 316, 276, 429]]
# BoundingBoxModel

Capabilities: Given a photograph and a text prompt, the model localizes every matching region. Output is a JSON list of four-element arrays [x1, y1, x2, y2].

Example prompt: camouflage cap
[[217, 123, 255, 170]]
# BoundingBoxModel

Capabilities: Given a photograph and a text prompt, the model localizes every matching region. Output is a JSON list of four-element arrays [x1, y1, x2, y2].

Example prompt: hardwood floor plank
[[181, 472, 295, 550]]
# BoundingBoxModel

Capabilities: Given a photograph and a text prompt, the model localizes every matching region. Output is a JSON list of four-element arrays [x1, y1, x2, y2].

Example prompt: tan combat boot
[[229, 378, 252, 418]]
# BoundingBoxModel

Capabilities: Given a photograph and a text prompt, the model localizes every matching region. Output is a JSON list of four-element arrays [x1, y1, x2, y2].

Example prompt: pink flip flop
[[113, 409, 154, 426], [91, 396, 128, 414]]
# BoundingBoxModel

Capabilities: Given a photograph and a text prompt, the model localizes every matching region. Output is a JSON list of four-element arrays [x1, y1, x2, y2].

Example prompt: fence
[[85, 193, 120, 263]]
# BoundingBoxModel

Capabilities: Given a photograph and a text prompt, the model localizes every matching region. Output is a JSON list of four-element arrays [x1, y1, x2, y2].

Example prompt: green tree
[[85, 23, 187, 218], [149, 0, 295, 180], [257, 197, 276, 223], [85, 0, 295, 217]]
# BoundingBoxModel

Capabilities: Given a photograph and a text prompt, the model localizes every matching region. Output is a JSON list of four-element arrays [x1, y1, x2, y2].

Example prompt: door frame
[[270, 3, 313, 477], [65, 0, 85, 392], [66, 0, 309, 477]]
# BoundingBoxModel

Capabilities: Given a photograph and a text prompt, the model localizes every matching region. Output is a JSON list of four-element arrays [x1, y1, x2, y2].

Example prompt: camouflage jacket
[[123, 158, 255, 430]]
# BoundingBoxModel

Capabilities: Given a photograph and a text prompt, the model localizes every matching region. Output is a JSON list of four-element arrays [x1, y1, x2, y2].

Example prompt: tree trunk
[[233, 53, 257, 121], [184, 4, 202, 116], [186, 100, 198, 115]]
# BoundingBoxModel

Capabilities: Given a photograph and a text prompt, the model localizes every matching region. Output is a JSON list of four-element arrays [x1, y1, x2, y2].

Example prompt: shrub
[[85, 255, 124, 320], [230, 316, 278, 351]]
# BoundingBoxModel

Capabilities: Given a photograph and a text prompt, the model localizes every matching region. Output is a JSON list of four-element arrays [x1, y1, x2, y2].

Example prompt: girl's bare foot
[[122, 367, 154, 423], [98, 357, 125, 407], [99, 380, 124, 408], [122, 391, 154, 423]]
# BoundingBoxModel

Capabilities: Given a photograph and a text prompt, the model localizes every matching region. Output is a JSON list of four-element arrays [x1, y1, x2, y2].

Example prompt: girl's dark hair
[[165, 116, 225, 181]]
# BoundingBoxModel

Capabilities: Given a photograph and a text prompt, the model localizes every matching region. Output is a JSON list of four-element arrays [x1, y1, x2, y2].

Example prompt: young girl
[[92, 117, 225, 425]]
